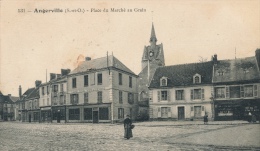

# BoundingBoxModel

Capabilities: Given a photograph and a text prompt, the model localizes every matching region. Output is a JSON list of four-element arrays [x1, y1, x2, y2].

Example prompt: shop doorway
[[178, 107, 185, 120], [93, 111, 99, 123]]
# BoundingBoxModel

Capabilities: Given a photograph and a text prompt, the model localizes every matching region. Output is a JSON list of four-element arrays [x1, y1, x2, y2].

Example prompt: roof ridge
[[162, 61, 212, 68]]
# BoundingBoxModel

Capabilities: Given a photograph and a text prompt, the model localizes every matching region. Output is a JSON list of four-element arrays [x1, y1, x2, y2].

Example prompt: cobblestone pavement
[[0, 121, 259, 151]]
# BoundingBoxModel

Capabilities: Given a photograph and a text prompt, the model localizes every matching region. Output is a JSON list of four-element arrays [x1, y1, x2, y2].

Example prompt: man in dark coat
[[124, 115, 133, 139], [203, 114, 208, 125]]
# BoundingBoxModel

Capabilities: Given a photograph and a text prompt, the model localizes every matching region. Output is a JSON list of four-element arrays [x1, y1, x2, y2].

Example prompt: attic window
[[193, 74, 201, 84], [160, 77, 168, 86]]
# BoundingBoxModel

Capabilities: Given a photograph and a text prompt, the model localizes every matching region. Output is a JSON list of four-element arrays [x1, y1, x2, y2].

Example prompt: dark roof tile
[[149, 61, 213, 88]]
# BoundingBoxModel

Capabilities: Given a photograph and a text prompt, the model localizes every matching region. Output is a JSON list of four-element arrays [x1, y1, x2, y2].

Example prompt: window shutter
[[175, 91, 177, 100], [191, 106, 194, 111], [201, 106, 205, 116], [168, 107, 171, 118], [201, 89, 204, 100], [157, 107, 161, 117], [240, 85, 244, 98], [190, 89, 194, 100], [157, 91, 161, 102], [167, 90, 170, 101], [226, 86, 230, 98], [64, 95, 66, 104], [254, 85, 258, 97]]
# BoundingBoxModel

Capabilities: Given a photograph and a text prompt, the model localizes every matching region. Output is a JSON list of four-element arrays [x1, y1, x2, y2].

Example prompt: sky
[[1, 0, 260, 96]]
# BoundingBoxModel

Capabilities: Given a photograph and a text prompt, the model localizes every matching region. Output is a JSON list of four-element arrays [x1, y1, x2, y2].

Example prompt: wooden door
[[178, 107, 185, 120], [93, 111, 99, 123], [161, 107, 168, 118], [194, 106, 201, 118]]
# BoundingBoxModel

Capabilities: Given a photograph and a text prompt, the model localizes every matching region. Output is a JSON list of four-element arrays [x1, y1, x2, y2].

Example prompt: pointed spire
[[150, 23, 157, 43]]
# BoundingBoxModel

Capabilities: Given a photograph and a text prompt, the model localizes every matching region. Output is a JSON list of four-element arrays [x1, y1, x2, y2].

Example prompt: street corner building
[[65, 55, 138, 123]]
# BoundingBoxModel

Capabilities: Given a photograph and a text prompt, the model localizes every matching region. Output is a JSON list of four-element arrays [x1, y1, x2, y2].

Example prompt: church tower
[[141, 23, 165, 70], [138, 23, 165, 119]]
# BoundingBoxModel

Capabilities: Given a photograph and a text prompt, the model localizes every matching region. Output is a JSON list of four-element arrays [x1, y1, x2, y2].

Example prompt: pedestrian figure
[[203, 114, 208, 125], [252, 114, 256, 123], [124, 115, 133, 139]]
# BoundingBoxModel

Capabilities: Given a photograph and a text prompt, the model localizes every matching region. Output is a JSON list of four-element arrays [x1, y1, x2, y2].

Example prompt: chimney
[[56, 74, 61, 78], [35, 80, 42, 87], [85, 57, 91, 61], [8, 94, 11, 97], [61, 69, 71, 76], [50, 73, 56, 80], [256, 48, 260, 69], [212, 54, 218, 65], [19, 85, 22, 99]]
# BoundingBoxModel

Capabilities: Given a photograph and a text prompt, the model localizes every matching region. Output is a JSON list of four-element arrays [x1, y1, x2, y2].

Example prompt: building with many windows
[[66, 55, 138, 123], [212, 49, 260, 121], [39, 69, 70, 123], [148, 61, 214, 120]]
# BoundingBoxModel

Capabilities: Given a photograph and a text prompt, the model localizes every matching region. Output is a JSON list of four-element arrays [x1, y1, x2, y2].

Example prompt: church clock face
[[149, 51, 154, 57]]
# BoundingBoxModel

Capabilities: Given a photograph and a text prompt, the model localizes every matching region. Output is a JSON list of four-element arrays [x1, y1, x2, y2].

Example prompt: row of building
[[1, 23, 259, 123]]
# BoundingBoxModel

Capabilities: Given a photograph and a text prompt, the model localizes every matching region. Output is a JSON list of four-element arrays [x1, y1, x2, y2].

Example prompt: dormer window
[[160, 77, 168, 86], [193, 74, 201, 84]]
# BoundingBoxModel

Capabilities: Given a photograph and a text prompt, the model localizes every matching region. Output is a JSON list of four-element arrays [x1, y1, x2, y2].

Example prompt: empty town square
[[0, 121, 259, 151]]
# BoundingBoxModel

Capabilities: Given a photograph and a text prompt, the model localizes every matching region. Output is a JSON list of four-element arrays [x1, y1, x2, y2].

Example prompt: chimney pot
[[19, 85, 22, 98], [35, 80, 42, 87], [61, 69, 71, 76], [50, 73, 56, 80], [85, 57, 91, 61]]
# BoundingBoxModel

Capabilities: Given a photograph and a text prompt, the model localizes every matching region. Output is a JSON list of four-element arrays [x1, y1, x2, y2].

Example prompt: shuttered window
[[190, 89, 194, 100], [226, 86, 230, 98], [240, 86, 244, 98], [157, 91, 161, 102], [201, 89, 204, 99]]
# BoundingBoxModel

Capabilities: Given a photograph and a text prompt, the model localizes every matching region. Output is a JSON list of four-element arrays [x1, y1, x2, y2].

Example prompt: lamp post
[[210, 97, 215, 121]]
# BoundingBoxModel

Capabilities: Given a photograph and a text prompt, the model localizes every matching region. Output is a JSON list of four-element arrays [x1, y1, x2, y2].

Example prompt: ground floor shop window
[[41, 110, 52, 122], [84, 108, 92, 120], [99, 107, 109, 120], [69, 108, 80, 120], [52, 109, 65, 120], [33, 112, 39, 121]]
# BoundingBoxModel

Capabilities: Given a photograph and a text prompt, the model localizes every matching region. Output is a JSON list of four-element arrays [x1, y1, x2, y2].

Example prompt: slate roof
[[9, 96, 19, 102], [26, 87, 39, 100], [41, 75, 67, 87], [213, 56, 260, 83], [17, 88, 35, 102], [149, 61, 214, 88], [0, 95, 14, 104], [70, 55, 136, 76]]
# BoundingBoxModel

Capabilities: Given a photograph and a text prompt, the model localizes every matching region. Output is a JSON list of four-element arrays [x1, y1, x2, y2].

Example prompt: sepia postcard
[[0, 0, 259, 150]]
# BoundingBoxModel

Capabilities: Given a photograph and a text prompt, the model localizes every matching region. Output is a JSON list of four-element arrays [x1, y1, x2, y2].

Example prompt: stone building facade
[[66, 55, 138, 123]]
